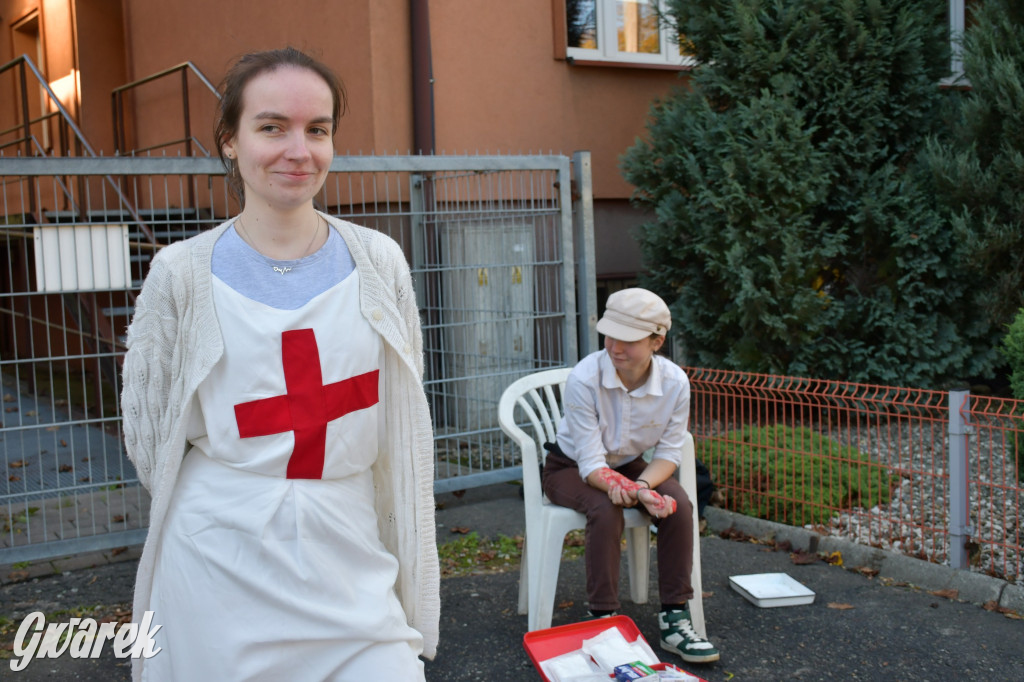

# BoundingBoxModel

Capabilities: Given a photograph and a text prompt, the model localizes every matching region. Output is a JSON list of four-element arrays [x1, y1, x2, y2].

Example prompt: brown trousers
[[541, 450, 695, 611]]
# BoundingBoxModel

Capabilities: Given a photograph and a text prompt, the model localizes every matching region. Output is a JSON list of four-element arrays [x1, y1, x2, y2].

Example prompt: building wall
[[74, 0, 125, 153], [429, 1, 686, 199]]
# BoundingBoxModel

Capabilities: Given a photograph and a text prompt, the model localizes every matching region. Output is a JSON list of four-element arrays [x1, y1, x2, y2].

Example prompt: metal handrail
[[0, 110, 60, 139], [0, 54, 156, 244], [112, 61, 220, 99], [128, 136, 212, 157], [0, 55, 94, 155], [111, 61, 221, 158]]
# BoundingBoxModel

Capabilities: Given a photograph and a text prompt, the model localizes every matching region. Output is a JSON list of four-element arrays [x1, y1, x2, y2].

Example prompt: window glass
[[568, 0, 598, 49], [616, 0, 660, 54], [564, 0, 690, 67]]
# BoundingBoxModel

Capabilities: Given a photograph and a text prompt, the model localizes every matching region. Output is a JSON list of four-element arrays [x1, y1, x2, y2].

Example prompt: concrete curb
[[703, 506, 1024, 614], [1, 545, 143, 585]]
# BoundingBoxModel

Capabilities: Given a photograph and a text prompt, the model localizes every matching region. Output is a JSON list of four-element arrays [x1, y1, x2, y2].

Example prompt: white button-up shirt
[[555, 350, 690, 481]]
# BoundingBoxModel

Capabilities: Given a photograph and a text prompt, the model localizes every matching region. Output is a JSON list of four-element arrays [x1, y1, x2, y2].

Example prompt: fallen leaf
[[879, 577, 907, 587], [450, 526, 470, 534], [451, 489, 466, 498], [775, 539, 793, 552], [790, 550, 818, 565], [824, 551, 843, 566], [9, 460, 26, 468], [929, 588, 958, 600], [6, 570, 29, 582], [59, 464, 73, 472], [719, 527, 750, 541], [112, 515, 126, 523], [827, 602, 855, 610], [855, 566, 879, 577], [557, 600, 574, 609], [79, 476, 90, 482], [2, 393, 13, 402], [24, 410, 36, 417], [46, 426, 60, 432], [111, 546, 128, 556], [564, 533, 585, 547], [60, 439, 67, 447], [8, 475, 19, 482], [980, 600, 1019, 617], [5, 407, 19, 413]]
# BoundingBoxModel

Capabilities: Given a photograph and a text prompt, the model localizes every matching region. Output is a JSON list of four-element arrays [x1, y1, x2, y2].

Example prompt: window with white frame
[[565, 0, 692, 67]]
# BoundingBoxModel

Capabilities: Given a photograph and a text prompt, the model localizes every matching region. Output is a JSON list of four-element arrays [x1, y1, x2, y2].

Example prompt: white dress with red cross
[[143, 268, 425, 681]]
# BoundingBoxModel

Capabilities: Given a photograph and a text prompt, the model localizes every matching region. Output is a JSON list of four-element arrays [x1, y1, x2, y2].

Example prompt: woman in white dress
[[121, 47, 439, 681]]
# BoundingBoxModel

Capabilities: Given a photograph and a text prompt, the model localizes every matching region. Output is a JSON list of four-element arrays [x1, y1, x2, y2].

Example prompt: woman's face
[[222, 66, 334, 213], [604, 334, 664, 379]]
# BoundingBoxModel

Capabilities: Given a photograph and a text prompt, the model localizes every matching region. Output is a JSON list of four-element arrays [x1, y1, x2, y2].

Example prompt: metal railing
[[111, 61, 221, 157], [687, 367, 1023, 583]]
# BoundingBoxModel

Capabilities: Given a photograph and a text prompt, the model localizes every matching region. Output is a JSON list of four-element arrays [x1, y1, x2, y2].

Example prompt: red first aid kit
[[522, 615, 708, 682]]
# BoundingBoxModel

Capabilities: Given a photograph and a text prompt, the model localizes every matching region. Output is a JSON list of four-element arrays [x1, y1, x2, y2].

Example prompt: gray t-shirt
[[211, 223, 355, 309]]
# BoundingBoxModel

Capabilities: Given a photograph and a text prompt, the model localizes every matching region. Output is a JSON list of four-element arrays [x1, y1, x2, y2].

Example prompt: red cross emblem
[[233, 328, 379, 479]]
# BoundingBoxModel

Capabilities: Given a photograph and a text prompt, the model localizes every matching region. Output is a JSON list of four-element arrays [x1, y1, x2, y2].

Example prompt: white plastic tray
[[729, 572, 816, 608]]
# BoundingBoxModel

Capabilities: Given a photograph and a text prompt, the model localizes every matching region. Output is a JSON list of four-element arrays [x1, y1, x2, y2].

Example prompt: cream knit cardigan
[[121, 215, 440, 681]]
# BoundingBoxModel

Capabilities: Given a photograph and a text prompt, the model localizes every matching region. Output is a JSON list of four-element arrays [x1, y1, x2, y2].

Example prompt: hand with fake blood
[[637, 488, 677, 518], [592, 467, 641, 507]]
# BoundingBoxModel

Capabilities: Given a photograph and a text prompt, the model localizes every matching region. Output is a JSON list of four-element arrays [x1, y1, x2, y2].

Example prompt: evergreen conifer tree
[[623, 0, 996, 386]]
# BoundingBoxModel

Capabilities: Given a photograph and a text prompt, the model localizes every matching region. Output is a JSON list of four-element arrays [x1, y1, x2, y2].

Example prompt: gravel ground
[[825, 423, 1022, 583]]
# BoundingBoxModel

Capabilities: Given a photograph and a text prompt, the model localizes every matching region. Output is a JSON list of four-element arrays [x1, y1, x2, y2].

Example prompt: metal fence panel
[[0, 154, 589, 562], [687, 367, 1023, 583]]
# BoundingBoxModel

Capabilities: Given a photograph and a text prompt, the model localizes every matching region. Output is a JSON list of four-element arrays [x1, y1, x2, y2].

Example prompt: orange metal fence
[[686, 367, 1023, 583]]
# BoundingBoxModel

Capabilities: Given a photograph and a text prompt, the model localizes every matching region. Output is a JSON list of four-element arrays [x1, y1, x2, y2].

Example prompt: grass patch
[[437, 529, 586, 578], [438, 532, 521, 578], [700, 424, 892, 527]]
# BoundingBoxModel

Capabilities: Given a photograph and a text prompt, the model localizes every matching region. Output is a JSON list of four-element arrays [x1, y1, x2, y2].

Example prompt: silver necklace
[[235, 213, 322, 274]]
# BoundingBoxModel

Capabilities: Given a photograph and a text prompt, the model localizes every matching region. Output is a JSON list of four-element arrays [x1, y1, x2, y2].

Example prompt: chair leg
[[625, 525, 651, 605], [527, 529, 569, 631], [517, 538, 529, 615], [688, 533, 706, 638]]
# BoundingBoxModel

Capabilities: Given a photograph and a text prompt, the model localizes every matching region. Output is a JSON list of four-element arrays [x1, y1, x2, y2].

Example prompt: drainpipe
[[410, 0, 435, 155]]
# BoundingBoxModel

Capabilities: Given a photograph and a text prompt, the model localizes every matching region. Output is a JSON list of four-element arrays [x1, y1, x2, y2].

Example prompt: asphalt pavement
[[2, 481, 1023, 681]]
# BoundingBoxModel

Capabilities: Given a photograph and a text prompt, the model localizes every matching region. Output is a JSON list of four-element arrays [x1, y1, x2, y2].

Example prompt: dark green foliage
[[698, 424, 892, 526], [1001, 308, 1024, 481], [925, 0, 1024, 334], [1003, 309, 1024, 400], [623, 0, 998, 386]]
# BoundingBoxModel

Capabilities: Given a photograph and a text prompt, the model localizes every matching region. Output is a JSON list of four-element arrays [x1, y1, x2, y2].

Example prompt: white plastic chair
[[498, 367, 705, 634]]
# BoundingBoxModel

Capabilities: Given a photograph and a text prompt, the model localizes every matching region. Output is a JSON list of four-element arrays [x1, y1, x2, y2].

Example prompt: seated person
[[542, 288, 719, 664]]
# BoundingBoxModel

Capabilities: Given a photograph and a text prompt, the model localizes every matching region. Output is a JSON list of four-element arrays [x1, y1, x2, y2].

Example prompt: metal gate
[[0, 152, 597, 563]]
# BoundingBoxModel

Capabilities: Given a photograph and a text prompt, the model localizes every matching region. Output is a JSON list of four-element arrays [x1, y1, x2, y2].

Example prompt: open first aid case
[[523, 615, 708, 681]]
